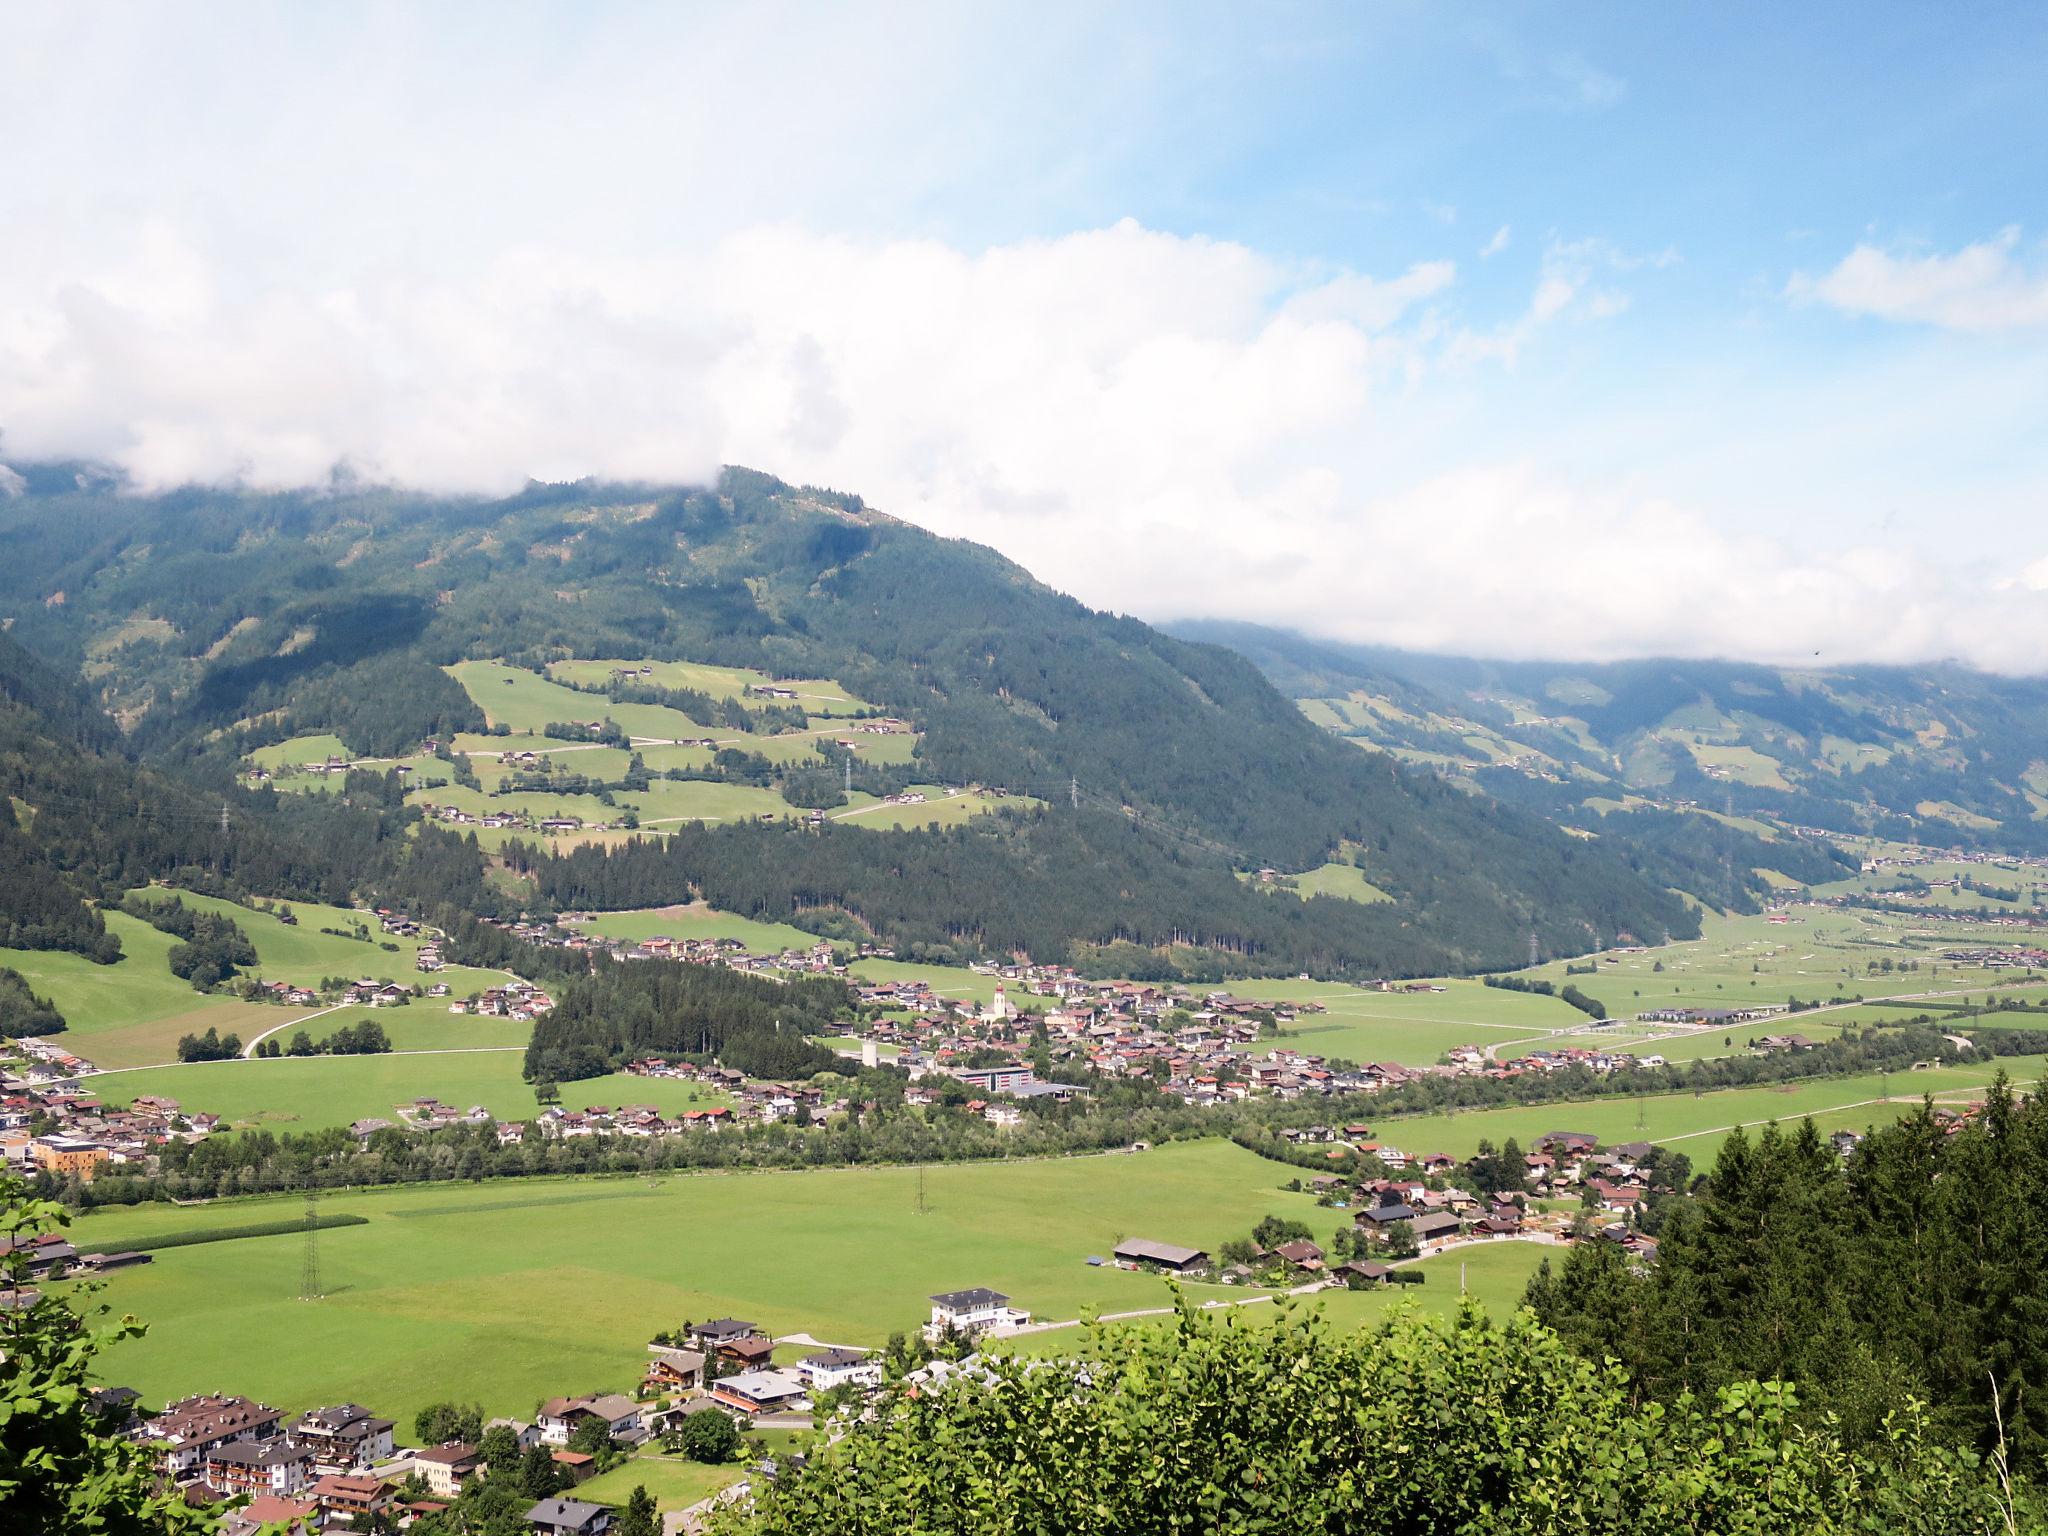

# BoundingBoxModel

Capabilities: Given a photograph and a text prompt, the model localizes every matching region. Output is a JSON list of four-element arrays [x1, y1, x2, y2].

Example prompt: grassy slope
[[573, 905, 823, 952], [0, 913, 277, 1069], [71, 1140, 1333, 1420]]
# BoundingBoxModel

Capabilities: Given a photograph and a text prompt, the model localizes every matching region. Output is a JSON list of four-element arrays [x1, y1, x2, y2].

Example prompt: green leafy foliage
[[728, 1296, 2026, 1535], [0, 1175, 227, 1533], [672, 1407, 742, 1464]]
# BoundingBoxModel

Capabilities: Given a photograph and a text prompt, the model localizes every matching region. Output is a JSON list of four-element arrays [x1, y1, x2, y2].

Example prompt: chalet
[[288, 1403, 394, 1472], [926, 1287, 1031, 1338], [537, 1394, 644, 1447], [1272, 1239, 1325, 1272], [526, 1496, 614, 1536], [231, 1493, 319, 1533], [688, 1318, 761, 1351], [1410, 1212, 1464, 1244], [641, 1345, 706, 1393], [710, 1369, 811, 1417], [309, 1473, 388, 1526], [796, 1347, 882, 1393], [152, 1394, 286, 1481], [1112, 1239, 1209, 1274], [1356, 1202, 1418, 1228], [1337, 1259, 1392, 1285], [204, 1437, 317, 1498]]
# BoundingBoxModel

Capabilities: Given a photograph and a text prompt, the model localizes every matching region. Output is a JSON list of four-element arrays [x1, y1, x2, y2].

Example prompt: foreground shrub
[[728, 1297, 2032, 1535]]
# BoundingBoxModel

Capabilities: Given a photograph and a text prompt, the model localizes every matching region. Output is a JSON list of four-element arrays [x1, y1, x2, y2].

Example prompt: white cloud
[[1790, 228, 2048, 332], [1480, 226, 1511, 260], [0, 464, 23, 497], [1, 217, 2044, 672]]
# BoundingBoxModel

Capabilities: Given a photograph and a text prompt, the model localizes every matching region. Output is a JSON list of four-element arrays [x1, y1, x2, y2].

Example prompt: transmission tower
[[219, 801, 231, 835], [298, 1187, 324, 1301], [916, 1161, 928, 1217], [1527, 930, 1540, 968]]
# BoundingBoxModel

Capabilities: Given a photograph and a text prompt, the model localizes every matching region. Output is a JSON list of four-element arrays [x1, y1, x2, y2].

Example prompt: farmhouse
[[688, 1317, 764, 1350], [1113, 1238, 1210, 1274]]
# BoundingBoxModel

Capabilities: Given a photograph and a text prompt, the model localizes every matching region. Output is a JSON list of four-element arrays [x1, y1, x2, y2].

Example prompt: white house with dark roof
[[795, 1347, 882, 1392], [925, 1287, 1030, 1339]]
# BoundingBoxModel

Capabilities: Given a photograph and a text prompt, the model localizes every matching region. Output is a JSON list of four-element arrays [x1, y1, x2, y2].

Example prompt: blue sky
[[2, 2, 2045, 665]]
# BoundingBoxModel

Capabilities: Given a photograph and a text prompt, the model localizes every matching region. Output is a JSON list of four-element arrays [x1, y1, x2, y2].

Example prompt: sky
[[2, 1, 2046, 669]]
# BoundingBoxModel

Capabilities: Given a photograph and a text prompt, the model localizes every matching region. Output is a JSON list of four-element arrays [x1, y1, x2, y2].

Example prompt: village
[[0, 892, 1885, 1192], [5, 1096, 1864, 1535]]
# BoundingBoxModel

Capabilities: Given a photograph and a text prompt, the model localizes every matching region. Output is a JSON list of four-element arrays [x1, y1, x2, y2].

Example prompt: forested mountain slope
[[0, 630, 337, 965], [0, 466, 1699, 974], [1178, 619, 2048, 856]]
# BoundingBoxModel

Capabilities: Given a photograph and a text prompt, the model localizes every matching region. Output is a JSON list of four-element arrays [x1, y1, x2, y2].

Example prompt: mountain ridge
[[1170, 618, 2048, 856], [0, 465, 1702, 975]]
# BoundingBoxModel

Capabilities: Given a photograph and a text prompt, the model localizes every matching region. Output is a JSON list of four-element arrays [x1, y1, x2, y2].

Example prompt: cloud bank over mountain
[[2, 3, 2045, 671]]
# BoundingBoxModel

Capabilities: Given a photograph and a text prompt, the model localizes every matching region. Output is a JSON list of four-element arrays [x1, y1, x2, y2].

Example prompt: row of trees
[[250, 1019, 390, 1058]]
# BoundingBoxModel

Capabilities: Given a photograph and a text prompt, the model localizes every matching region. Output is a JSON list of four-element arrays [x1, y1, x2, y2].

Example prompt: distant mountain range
[[1170, 620, 2048, 856], [0, 465, 1709, 978]]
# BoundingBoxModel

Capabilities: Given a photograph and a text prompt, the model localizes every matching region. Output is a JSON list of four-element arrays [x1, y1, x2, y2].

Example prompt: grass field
[[572, 1450, 745, 1513], [70, 1140, 1338, 1421], [849, 959, 1021, 1010], [0, 913, 281, 1069], [88, 1052, 730, 1131], [1244, 861, 1393, 905], [830, 786, 1027, 830], [1219, 978, 1584, 1067], [547, 658, 876, 715], [1515, 905, 2046, 1022], [247, 733, 349, 769], [994, 1240, 1552, 1361], [572, 905, 824, 953]]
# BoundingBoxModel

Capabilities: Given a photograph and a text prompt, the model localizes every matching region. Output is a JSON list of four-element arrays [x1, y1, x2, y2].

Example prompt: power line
[[298, 1186, 324, 1301]]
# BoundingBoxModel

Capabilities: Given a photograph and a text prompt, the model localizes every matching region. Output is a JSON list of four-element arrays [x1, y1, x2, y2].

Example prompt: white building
[[925, 1287, 1030, 1340]]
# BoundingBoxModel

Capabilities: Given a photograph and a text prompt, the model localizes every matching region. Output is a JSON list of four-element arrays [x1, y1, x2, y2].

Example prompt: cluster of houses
[[1, 1045, 218, 1186], [1938, 945, 2048, 970], [83, 1284, 1049, 1534], [447, 979, 556, 1021], [418, 801, 621, 837]]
